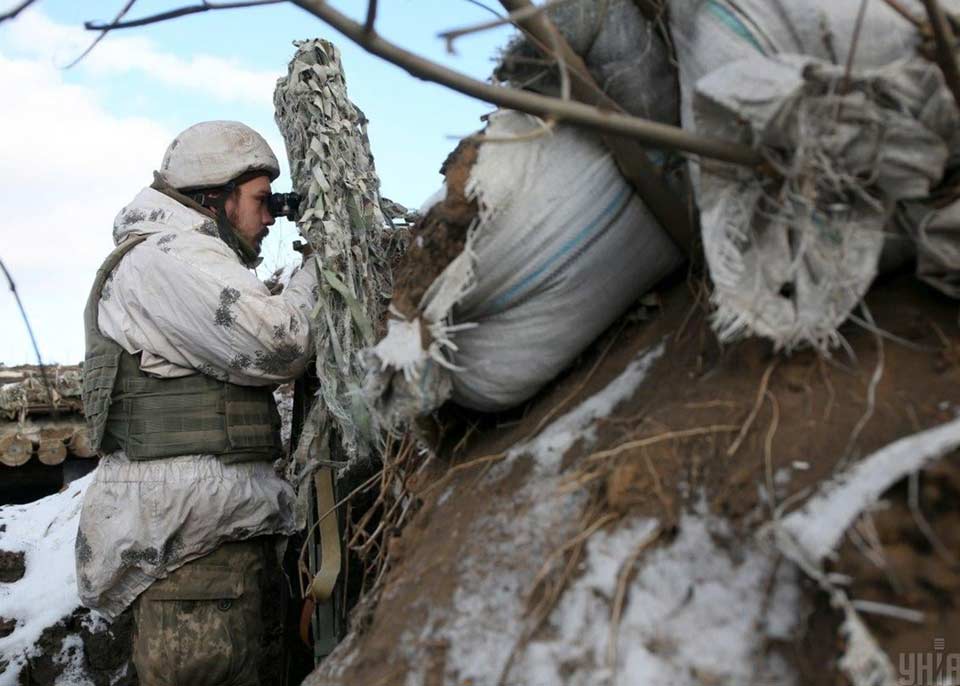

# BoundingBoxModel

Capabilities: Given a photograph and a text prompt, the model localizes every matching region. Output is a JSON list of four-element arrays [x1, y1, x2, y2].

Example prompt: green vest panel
[[82, 234, 282, 463]]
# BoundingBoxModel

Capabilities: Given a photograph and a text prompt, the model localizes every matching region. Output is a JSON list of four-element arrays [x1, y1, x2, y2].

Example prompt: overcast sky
[[0, 0, 514, 364]]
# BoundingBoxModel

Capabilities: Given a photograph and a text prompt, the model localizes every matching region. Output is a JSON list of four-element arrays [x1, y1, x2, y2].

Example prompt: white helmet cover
[[159, 120, 280, 190]]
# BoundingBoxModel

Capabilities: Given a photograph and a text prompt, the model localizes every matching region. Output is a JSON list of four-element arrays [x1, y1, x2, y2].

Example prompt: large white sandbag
[[365, 111, 683, 419]]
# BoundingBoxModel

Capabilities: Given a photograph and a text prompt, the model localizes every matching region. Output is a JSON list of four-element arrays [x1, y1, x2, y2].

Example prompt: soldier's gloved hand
[[292, 240, 315, 265]]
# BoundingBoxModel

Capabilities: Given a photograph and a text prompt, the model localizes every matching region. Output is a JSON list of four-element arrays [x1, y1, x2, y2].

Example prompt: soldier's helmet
[[159, 121, 280, 191]]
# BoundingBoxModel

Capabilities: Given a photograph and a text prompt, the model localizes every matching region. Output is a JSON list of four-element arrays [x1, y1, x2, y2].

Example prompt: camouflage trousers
[[132, 538, 278, 686]]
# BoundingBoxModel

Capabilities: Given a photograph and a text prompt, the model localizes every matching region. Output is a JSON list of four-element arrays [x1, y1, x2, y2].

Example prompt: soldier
[[76, 121, 316, 685]]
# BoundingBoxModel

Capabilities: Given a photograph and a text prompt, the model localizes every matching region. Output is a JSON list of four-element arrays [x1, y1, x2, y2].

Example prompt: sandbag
[[692, 55, 957, 349], [670, 0, 928, 133], [365, 111, 683, 420], [668, 0, 960, 348], [495, 0, 678, 125]]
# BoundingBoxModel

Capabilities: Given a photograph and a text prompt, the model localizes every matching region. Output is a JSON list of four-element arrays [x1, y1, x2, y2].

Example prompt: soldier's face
[[225, 175, 275, 254]]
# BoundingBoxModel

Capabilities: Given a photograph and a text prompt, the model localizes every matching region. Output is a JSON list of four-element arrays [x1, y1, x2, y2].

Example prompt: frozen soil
[[305, 269, 960, 685]]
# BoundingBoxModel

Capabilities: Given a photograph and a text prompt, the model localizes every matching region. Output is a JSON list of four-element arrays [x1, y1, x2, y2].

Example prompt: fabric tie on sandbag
[[692, 55, 958, 349], [365, 111, 683, 422]]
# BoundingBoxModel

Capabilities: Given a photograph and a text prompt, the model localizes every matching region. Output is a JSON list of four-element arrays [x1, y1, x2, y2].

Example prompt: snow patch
[[429, 342, 671, 683], [509, 514, 799, 686], [0, 473, 93, 685], [506, 341, 665, 475], [777, 415, 960, 564], [53, 633, 93, 686]]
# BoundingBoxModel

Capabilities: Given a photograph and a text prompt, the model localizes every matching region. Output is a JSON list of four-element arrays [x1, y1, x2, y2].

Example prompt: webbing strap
[[306, 467, 341, 602]]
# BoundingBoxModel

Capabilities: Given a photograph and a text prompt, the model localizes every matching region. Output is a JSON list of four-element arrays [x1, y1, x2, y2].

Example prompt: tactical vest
[[82, 234, 282, 463]]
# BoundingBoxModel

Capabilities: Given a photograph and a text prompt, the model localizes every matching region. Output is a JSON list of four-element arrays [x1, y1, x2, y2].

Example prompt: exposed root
[[842, 304, 885, 463], [587, 425, 740, 462], [727, 359, 778, 458], [607, 525, 662, 670], [763, 390, 781, 517]]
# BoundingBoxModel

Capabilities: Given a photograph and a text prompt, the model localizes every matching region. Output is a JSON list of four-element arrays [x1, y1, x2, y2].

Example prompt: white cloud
[[0, 10, 300, 364], [0, 51, 173, 364], [3, 10, 279, 107]]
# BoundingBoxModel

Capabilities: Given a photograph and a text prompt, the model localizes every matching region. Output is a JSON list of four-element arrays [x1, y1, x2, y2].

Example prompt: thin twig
[[363, 0, 377, 34], [529, 323, 625, 439], [763, 390, 781, 517], [587, 425, 740, 462], [842, 303, 884, 462], [908, 471, 959, 567], [415, 451, 507, 499], [291, 0, 761, 168], [0, 0, 38, 23], [440, 0, 577, 53], [848, 312, 936, 353], [0, 258, 57, 416], [642, 449, 672, 515], [84, 0, 284, 31], [920, 0, 960, 111], [879, 0, 924, 26], [462, 0, 504, 20], [298, 468, 382, 571], [607, 526, 662, 670], [67, 0, 137, 68], [818, 355, 836, 423], [850, 599, 925, 623], [840, 0, 870, 94], [727, 360, 778, 458], [529, 512, 619, 592]]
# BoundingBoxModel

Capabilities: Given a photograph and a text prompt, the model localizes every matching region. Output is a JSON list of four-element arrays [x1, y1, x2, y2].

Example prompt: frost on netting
[[274, 39, 400, 486]]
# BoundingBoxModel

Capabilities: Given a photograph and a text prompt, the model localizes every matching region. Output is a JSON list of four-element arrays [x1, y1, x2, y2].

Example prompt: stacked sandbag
[[495, 0, 678, 125], [669, 0, 960, 348], [365, 111, 683, 420]]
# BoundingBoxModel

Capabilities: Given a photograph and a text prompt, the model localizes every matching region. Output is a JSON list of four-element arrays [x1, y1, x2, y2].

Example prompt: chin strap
[[151, 172, 262, 269]]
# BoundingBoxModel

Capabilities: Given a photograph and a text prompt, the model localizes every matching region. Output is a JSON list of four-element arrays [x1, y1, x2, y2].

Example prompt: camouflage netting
[[273, 39, 399, 488]]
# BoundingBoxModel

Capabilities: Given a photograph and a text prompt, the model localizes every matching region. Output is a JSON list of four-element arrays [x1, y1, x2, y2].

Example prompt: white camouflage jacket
[[76, 186, 318, 619]]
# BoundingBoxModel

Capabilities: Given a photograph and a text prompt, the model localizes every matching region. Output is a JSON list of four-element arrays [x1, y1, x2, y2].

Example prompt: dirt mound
[[0, 552, 25, 584], [14, 608, 136, 686], [304, 269, 960, 685]]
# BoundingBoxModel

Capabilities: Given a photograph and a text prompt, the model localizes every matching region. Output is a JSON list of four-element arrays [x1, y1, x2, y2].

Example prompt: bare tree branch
[[67, 0, 137, 68], [0, 0, 40, 24], [84, 0, 284, 31], [0, 257, 58, 418], [439, 0, 578, 53], [364, 0, 377, 34], [290, 0, 761, 169], [920, 0, 960, 111], [462, 0, 505, 20]]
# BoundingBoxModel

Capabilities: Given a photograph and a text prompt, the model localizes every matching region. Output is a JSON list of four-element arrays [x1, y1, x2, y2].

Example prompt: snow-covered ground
[[0, 474, 92, 685]]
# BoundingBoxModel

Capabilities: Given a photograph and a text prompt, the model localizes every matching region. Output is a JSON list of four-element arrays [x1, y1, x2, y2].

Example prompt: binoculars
[[267, 192, 301, 221]]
